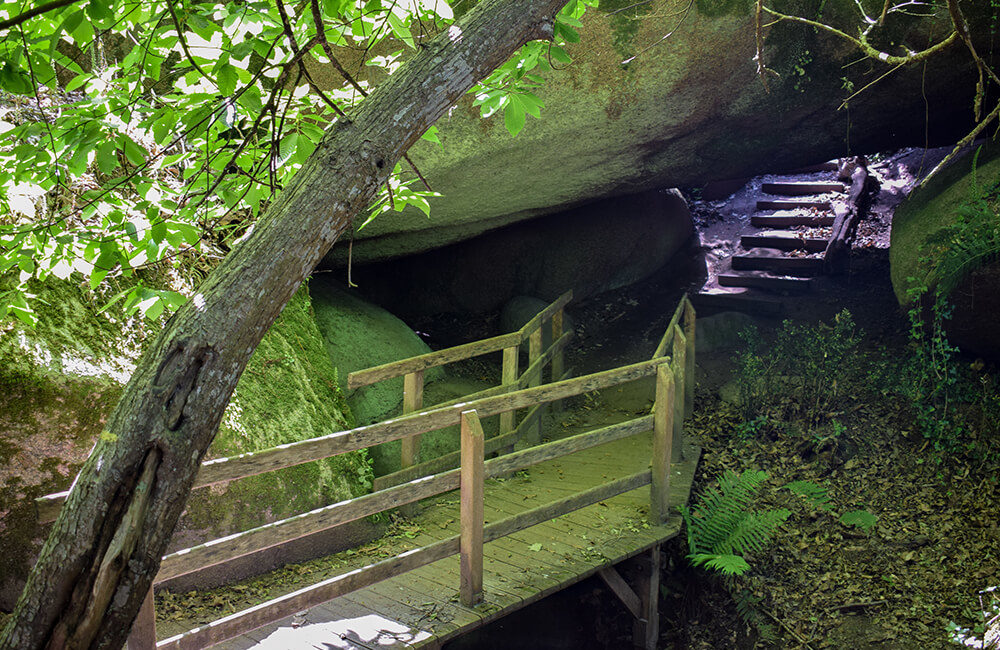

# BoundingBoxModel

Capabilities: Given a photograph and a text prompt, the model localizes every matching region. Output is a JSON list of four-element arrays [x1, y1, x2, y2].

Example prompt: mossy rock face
[[325, 0, 985, 266], [309, 278, 444, 426], [889, 143, 1000, 359], [0, 279, 366, 606], [173, 285, 371, 547]]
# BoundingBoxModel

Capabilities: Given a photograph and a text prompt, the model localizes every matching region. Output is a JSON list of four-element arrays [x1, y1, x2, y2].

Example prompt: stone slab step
[[751, 214, 836, 227], [718, 273, 813, 293], [761, 182, 845, 196], [741, 234, 828, 252], [756, 199, 833, 211], [692, 289, 784, 316], [731, 255, 825, 276], [786, 161, 840, 174]]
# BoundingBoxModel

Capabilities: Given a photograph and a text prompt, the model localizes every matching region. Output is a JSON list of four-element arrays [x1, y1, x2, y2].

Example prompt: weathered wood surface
[[157, 426, 700, 649], [824, 157, 880, 272], [159, 416, 653, 582], [459, 411, 485, 607], [38, 358, 662, 522], [653, 295, 688, 359], [345, 290, 570, 390], [651, 364, 674, 524], [400, 371, 425, 469], [347, 332, 520, 389]]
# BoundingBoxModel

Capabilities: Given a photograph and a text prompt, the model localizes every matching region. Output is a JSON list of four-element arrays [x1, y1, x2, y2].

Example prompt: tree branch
[[0, 0, 80, 31]]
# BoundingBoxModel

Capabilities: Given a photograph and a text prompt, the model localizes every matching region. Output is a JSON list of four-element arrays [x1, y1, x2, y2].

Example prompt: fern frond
[[714, 509, 790, 556], [688, 553, 750, 576], [785, 480, 833, 511]]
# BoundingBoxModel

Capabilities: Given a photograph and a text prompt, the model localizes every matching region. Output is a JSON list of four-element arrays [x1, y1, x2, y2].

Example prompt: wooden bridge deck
[[211, 432, 701, 649]]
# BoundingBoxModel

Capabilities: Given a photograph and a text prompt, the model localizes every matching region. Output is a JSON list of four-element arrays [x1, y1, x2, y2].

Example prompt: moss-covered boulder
[[0, 279, 370, 607], [325, 0, 992, 266], [889, 143, 1000, 359]]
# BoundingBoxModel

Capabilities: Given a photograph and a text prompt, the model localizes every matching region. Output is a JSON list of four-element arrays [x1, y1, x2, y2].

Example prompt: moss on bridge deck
[[207, 430, 700, 649]]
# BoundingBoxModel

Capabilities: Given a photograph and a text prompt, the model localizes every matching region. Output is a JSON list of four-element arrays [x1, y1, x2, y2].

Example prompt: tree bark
[[824, 157, 880, 273], [0, 2, 566, 648]]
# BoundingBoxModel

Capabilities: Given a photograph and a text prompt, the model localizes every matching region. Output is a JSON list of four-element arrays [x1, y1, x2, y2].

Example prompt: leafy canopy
[[0, 0, 594, 325]]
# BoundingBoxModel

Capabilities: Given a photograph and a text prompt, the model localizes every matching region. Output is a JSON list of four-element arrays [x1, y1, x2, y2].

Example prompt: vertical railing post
[[400, 370, 425, 469], [527, 327, 544, 446], [460, 409, 485, 607], [671, 325, 686, 462], [499, 346, 519, 449], [551, 308, 565, 412], [683, 300, 696, 419], [126, 586, 156, 650], [651, 362, 674, 524]]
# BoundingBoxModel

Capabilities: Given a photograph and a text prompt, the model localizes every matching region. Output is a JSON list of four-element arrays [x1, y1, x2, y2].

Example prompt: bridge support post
[[499, 346, 518, 454], [683, 301, 696, 419], [632, 545, 662, 650], [671, 326, 686, 462], [551, 309, 564, 413], [401, 370, 425, 468], [651, 362, 674, 524], [460, 410, 485, 607], [527, 328, 544, 446]]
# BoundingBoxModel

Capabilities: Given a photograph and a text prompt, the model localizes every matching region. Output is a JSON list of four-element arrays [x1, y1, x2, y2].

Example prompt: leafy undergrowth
[[674, 397, 1000, 649]]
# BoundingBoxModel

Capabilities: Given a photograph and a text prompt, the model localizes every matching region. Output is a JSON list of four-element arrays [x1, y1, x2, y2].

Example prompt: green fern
[[839, 509, 878, 530], [681, 470, 790, 576], [734, 589, 778, 643], [785, 480, 833, 511]]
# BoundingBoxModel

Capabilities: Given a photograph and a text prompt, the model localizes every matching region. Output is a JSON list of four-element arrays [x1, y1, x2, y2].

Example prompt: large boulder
[[325, 0, 992, 265], [345, 188, 693, 316], [889, 142, 1000, 359], [0, 280, 373, 606]]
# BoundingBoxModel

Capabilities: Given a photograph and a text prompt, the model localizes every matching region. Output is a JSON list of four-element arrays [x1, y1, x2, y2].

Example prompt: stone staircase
[[694, 162, 845, 315]]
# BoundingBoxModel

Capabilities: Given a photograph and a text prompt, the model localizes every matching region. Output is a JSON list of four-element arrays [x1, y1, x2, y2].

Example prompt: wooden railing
[[347, 290, 573, 483], [32, 293, 696, 650]]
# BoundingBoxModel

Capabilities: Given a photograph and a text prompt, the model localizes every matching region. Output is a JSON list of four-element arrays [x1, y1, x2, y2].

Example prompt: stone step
[[756, 199, 833, 211], [731, 255, 825, 276], [693, 289, 785, 316], [741, 234, 829, 252], [751, 214, 836, 227], [785, 161, 840, 174], [761, 182, 845, 196], [718, 273, 813, 293]]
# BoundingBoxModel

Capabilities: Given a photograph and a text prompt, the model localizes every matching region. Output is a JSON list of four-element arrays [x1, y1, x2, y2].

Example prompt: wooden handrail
[[156, 414, 653, 583], [653, 294, 690, 359], [36, 357, 660, 522], [346, 290, 573, 390], [156, 469, 651, 650], [347, 332, 520, 389]]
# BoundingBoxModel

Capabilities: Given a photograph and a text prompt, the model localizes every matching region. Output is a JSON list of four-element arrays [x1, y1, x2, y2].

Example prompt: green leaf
[[96, 141, 119, 175], [528, 543, 542, 552], [0, 62, 32, 95], [121, 136, 147, 166], [839, 510, 877, 531], [216, 63, 238, 97], [503, 96, 526, 137]]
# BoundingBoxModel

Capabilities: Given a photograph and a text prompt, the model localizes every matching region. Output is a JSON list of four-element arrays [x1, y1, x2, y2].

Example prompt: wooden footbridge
[[36, 293, 701, 650]]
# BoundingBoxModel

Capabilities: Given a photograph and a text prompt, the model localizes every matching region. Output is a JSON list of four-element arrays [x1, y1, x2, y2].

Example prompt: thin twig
[[0, 0, 80, 31]]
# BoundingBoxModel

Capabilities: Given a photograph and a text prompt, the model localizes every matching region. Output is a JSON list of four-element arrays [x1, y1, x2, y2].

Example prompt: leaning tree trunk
[[0, 2, 566, 648]]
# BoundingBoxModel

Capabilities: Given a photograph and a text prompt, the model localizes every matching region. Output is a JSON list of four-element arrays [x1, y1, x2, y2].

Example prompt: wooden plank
[[127, 586, 156, 650], [750, 213, 836, 227], [517, 290, 573, 342], [41, 359, 665, 521], [671, 326, 686, 463], [598, 566, 641, 620], [460, 411, 485, 607], [518, 331, 571, 389], [761, 181, 844, 195], [683, 299, 695, 419], [551, 309, 565, 412], [740, 234, 829, 252], [731, 255, 824, 276], [652, 295, 687, 359], [157, 469, 461, 583], [401, 371, 425, 469], [716, 273, 813, 293], [155, 536, 462, 650], [526, 327, 544, 446], [498, 346, 518, 438], [347, 332, 520, 389], [755, 199, 832, 211], [651, 363, 674, 524]]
